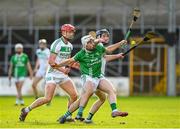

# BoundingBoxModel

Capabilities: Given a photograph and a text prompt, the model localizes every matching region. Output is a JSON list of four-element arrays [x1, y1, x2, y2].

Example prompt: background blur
[[0, 0, 179, 96]]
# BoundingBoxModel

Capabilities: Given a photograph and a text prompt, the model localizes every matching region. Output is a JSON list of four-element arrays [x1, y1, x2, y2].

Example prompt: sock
[[66, 114, 72, 119], [63, 110, 72, 118], [87, 112, 94, 120], [112, 109, 118, 112], [24, 107, 32, 113], [20, 99, 24, 104], [110, 103, 117, 112], [15, 99, 19, 104], [35, 96, 39, 99], [77, 106, 84, 117]]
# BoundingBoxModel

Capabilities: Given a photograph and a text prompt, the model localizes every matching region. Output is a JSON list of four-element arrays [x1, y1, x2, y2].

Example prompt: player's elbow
[[48, 59, 55, 67], [105, 48, 112, 54]]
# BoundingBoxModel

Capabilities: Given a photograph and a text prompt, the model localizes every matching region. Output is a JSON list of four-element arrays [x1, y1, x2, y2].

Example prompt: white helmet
[[15, 43, 23, 50], [81, 35, 94, 50], [39, 39, 47, 44]]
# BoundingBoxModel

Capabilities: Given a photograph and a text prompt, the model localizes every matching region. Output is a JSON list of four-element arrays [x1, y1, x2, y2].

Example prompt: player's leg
[[57, 97, 80, 123], [85, 90, 106, 123], [15, 80, 24, 105], [15, 82, 20, 105], [58, 81, 94, 124], [18, 81, 24, 105], [19, 83, 56, 121], [59, 79, 78, 108], [59, 79, 78, 121], [58, 78, 80, 124], [30, 83, 56, 109], [32, 77, 42, 99], [75, 81, 94, 120], [98, 78, 128, 117]]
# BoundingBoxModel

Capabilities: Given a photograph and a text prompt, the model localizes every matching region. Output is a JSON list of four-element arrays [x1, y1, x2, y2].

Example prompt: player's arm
[[52, 58, 76, 69], [45, 49, 50, 71], [27, 61, 33, 79], [68, 62, 80, 70], [105, 40, 127, 54], [53, 50, 82, 69], [105, 53, 124, 62], [48, 53, 73, 73], [34, 59, 39, 73], [93, 38, 105, 45], [8, 62, 13, 81], [66, 55, 80, 70]]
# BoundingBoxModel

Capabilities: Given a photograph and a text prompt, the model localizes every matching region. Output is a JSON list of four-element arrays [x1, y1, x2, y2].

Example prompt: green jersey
[[73, 44, 106, 77], [10, 53, 29, 77]]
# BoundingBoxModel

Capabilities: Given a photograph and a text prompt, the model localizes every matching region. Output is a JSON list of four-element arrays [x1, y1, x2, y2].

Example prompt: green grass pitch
[[0, 96, 180, 128]]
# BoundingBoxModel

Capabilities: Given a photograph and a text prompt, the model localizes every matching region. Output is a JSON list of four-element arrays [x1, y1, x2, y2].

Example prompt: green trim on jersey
[[50, 50, 57, 54], [51, 40, 59, 54], [61, 37, 66, 44], [48, 67, 54, 73]]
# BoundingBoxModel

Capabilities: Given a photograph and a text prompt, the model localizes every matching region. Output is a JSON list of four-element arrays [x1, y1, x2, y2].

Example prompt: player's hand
[[51, 63, 59, 69], [94, 38, 105, 43], [117, 53, 124, 59], [57, 67, 70, 74], [8, 75, 12, 87], [29, 75, 33, 80], [33, 68, 38, 74], [8, 79, 11, 87], [120, 40, 127, 46], [70, 62, 80, 70], [8, 75, 11, 81], [64, 67, 71, 74]]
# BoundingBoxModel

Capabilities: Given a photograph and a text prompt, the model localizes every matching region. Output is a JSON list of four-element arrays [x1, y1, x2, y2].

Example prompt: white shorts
[[45, 72, 70, 85], [81, 75, 105, 92], [35, 69, 46, 78], [14, 77, 25, 83]]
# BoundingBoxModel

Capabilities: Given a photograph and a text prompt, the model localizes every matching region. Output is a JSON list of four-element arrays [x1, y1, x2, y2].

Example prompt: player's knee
[[108, 89, 116, 96], [100, 95, 106, 103], [87, 91, 94, 97], [45, 97, 52, 103], [83, 91, 93, 99], [32, 83, 37, 88]]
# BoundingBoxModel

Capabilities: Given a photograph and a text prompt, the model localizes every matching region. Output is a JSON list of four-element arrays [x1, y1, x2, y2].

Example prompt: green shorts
[[81, 75, 105, 92]]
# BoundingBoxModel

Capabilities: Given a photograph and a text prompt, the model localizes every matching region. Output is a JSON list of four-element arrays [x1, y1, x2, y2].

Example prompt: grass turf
[[0, 96, 180, 128]]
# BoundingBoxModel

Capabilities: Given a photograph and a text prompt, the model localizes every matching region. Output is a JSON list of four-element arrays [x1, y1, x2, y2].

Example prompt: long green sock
[[64, 110, 72, 118], [77, 106, 84, 117], [87, 112, 94, 120], [110, 103, 117, 111]]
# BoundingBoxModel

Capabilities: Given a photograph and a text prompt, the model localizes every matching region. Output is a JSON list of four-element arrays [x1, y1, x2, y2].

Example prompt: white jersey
[[99, 43, 106, 75], [36, 48, 50, 71], [47, 37, 73, 75]]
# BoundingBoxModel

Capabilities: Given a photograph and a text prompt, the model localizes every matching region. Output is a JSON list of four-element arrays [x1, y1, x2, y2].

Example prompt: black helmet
[[96, 29, 110, 38]]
